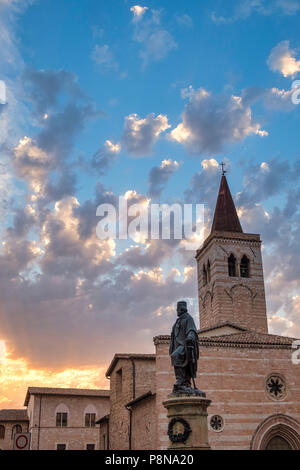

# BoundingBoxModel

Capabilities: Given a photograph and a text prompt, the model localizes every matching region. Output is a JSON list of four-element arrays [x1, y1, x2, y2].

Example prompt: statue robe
[[169, 311, 199, 376]]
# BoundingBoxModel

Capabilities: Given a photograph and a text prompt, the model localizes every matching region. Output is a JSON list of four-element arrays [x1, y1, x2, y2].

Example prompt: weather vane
[[220, 161, 227, 176]]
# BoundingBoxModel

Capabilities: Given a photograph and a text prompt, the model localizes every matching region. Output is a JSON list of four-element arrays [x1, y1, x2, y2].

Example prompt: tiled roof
[[154, 330, 296, 349], [211, 175, 243, 233], [126, 391, 155, 408], [24, 387, 110, 406], [198, 321, 248, 334], [105, 353, 156, 378], [96, 414, 110, 425], [199, 331, 296, 348], [0, 409, 28, 422]]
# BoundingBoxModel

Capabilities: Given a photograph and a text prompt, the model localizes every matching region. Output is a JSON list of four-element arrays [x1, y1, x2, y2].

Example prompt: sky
[[0, 0, 300, 408]]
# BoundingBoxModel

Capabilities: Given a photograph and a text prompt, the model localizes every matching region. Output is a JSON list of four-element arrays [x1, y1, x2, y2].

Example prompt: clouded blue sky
[[0, 0, 300, 407]]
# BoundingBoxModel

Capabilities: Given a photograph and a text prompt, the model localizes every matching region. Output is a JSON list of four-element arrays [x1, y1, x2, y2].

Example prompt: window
[[56, 444, 67, 450], [207, 260, 211, 283], [85, 413, 96, 427], [11, 424, 22, 439], [203, 265, 207, 286], [56, 412, 68, 427], [116, 368, 123, 395], [210, 415, 224, 432], [0, 426, 5, 440], [240, 255, 250, 278], [266, 374, 286, 401], [228, 254, 236, 277], [86, 444, 95, 450]]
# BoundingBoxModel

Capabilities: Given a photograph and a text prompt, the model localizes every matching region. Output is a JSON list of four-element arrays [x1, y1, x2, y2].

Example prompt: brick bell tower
[[195, 172, 268, 334]]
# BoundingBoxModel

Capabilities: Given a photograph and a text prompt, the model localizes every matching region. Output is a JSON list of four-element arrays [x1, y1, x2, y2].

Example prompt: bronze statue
[[169, 301, 205, 396]]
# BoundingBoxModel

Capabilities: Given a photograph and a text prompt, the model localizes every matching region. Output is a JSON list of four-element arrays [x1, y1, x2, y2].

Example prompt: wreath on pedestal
[[168, 417, 192, 443]]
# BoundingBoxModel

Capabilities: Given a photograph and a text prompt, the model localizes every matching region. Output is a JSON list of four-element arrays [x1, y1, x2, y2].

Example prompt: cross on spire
[[220, 161, 227, 176]]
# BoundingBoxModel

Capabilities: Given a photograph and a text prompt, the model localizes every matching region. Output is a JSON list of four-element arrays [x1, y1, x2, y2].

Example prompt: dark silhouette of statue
[[169, 301, 205, 396]]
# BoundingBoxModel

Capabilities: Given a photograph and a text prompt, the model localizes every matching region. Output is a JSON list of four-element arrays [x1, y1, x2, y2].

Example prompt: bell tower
[[196, 173, 268, 334]]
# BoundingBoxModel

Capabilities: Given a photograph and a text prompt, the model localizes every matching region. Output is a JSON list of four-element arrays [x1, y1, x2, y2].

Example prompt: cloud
[[0, 355, 108, 408], [0, 1, 36, 215], [169, 86, 267, 155], [91, 25, 104, 38], [183, 158, 221, 235], [131, 8, 177, 66], [263, 87, 295, 110], [44, 168, 77, 203], [1, 0, 300, 406], [244, 86, 296, 111], [148, 159, 179, 198], [130, 5, 148, 22], [267, 41, 300, 77], [9, 68, 98, 208], [39, 196, 115, 280], [91, 44, 118, 71], [13, 136, 53, 183], [39, 104, 96, 160], [122, 112, 170, 156], [236, 157, 299, 208], [1, 151, 300, 391], [91, 139, 121, 175], [0, 0, 33, 71], [11, 101, 96, 203], [276, 0, 300, 15], [116, 240, 179, 269], [74, 182, 117, 240], [23, 68, 84, 115], [211, 0, 300, 23], [175, 13, 193, 28]]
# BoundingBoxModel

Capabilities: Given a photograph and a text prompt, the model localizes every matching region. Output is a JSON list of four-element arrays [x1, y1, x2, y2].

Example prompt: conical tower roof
[[211, 175, 243, 233]]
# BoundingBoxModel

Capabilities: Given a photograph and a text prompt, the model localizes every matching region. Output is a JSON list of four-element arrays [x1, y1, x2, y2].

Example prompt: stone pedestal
[[163, 394, 211, 450]]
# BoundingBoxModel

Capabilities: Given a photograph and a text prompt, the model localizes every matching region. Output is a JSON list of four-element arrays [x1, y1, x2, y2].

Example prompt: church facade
[[104, 174, 300, 450], [1, 175, 300, 450]]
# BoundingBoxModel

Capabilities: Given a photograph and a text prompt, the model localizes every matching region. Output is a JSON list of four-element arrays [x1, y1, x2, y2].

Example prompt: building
[[103, 354, 156, 450], [0, 410, 29, 450], [1, 174, 300, 450], [102, 174, 300, 450], [0, 387, 109, 450]]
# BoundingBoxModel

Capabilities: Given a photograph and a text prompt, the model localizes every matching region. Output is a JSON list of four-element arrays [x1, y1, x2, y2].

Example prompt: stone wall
[[131, 395, 156, 450], [108, 357, 156, 450], [0, 420, 29, 450], [155, 339, 300, 450], [99, 419, 109, 449], [28, 394, 109, 450], [196, 232, 268, 333]]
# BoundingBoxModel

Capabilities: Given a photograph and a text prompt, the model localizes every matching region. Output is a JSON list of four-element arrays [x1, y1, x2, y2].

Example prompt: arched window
[[228, 254, 236, 277], [84, 404, 97, 428], [240, 255, 250, 278], [203, 265, 207, 286], [11, 424, 22, 440], [55, 404, 69, 427], [207, 260, 211, 283], [0, 425, 5, 440]]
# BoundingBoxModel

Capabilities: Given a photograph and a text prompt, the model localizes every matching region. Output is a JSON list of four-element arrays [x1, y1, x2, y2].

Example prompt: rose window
[[210, 415, 224, 432], [266, 374, 286, 400]]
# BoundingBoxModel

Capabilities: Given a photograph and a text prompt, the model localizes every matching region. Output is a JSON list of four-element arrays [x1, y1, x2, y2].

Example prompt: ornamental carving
[[210, 415, 224, 432], [168, 417, 192, 443], [266, 374, 286, 400]]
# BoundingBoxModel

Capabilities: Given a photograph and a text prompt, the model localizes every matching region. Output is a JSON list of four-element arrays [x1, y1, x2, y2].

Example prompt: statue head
[[177, 300, 187, 316]]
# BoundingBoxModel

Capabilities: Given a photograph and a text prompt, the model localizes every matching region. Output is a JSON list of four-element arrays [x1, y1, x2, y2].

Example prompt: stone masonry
[[196, 231, 268, 333]]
